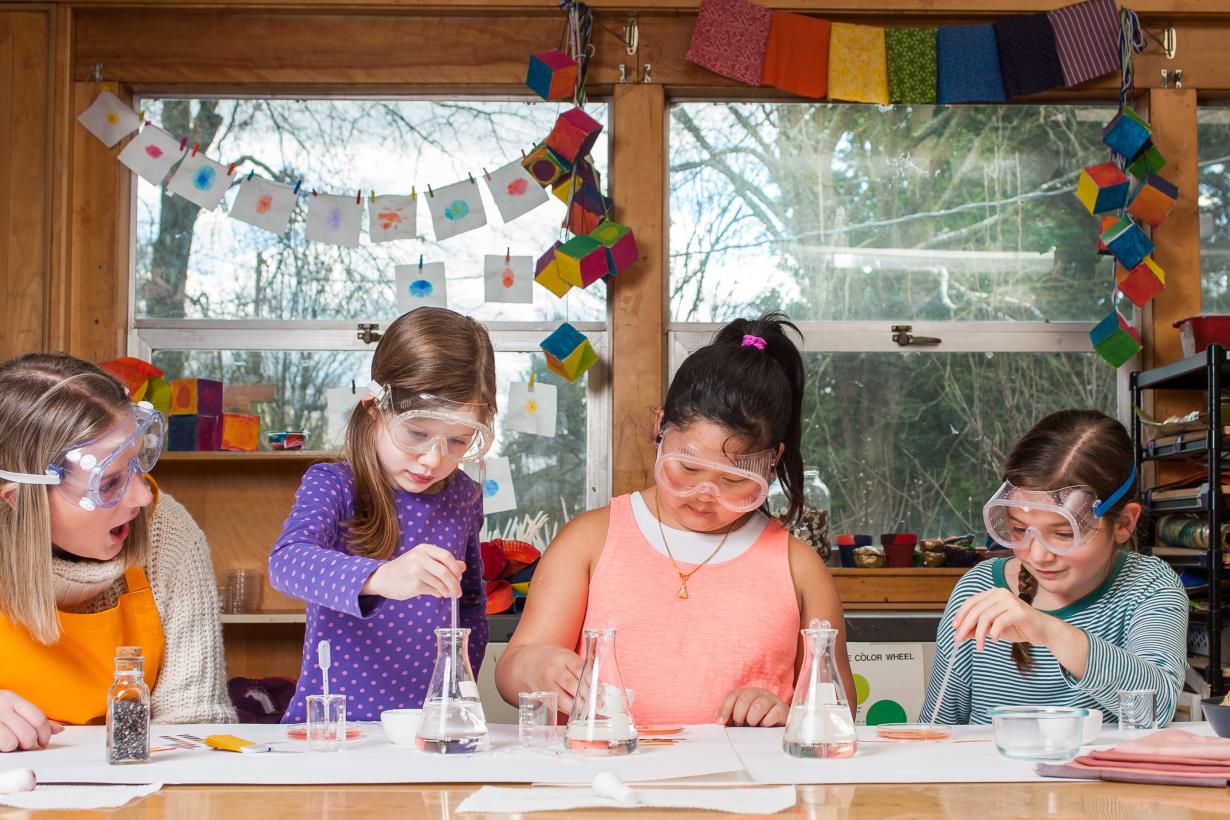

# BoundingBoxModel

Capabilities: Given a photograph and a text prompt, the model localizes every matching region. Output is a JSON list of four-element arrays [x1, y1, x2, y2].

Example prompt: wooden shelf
[[831, 567, 969, 611], [160, 450, 338, 463], [221, 612, 306, 624]]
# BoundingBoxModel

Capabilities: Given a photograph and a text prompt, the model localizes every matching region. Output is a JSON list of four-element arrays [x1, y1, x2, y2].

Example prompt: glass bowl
[[989, 706, 1088, 761]]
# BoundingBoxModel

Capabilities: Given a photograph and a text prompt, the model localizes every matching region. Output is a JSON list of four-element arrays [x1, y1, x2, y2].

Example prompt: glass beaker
[[565, 627, 638, 756], [106, 646, 150, 765], [783, 619, 857, 759], [306, 693, 347, 752], [415, 627, 489, 754]]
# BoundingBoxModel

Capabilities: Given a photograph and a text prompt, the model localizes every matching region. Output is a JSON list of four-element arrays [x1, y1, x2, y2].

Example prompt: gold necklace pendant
[[677, 580, 689, 599], [654, 492, 733, 602]]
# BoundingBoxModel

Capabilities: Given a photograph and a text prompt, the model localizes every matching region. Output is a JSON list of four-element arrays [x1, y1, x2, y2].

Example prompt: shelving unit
[[1131, 344, 1228, 698]]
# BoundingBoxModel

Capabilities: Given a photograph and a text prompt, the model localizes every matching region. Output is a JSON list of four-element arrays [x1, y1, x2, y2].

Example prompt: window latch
[[891, 325, 941, 347], [357, 323, 382, 345]]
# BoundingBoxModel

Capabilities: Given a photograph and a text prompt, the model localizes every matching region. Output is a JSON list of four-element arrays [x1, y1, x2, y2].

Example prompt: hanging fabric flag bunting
[[396, 261, 448, 311], [305, 192, 363, 246], [761, 12, 831, 99], [886, 27, 937, 105], [116, 125, 184, 185], [230, 175, 297, 235], [486, 159, 549, 223], [1048, 0, 1122, 87], [992, 13, 1066, 98], [368, 194, 418, 243], [937, 25, 1006, 103], [685, 0, 773, 86], [166, 152, 230, 212], [827, 23, 889, 105], [77, 91, 141, 148], [427, 179, 487, 241]]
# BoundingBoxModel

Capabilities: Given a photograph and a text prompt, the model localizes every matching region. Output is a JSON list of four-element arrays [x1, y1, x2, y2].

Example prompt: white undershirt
[[630, 491, 770, 565]]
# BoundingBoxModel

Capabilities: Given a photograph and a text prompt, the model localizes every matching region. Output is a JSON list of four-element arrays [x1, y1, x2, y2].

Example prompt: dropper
[[317, 639, 331, 697], [925, 641, 959, 733]]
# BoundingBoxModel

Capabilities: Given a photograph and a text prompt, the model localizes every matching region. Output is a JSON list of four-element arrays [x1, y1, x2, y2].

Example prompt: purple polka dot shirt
[[269, 462, 488, 723]]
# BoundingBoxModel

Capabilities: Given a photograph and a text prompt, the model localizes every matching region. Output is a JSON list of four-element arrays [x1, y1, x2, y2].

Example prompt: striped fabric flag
[[937, 24, 1006, 103], [886, 27, 937, 104], [828, 22, 889, 105], [1048, 0, 1122, 87], [686, 0, 773, 86], [761, 11, 832, 99], [994, 13, 1066, 98]]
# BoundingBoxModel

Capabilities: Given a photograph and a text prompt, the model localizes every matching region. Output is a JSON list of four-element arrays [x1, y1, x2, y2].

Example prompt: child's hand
[[523, 646, 583, 715], [952, 588, 1059, 650], [716, 688, 789, 727], [0, 691, 61, 752], [362, 544, 465, 600]]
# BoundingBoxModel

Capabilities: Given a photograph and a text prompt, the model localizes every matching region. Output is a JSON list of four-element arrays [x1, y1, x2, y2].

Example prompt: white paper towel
[[0, 782, 161, 810], [457, 784, 796, 814]]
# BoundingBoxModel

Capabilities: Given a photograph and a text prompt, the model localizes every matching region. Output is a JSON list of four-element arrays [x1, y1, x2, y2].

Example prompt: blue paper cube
[[1102, 107, 1151, 161], [526, 50, 578, 101], [1100, 216, 1154, 270], [168, 415, 199, 452]]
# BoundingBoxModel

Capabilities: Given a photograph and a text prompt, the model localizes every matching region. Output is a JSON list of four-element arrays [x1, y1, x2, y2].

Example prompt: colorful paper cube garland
[[1127, 173, 1179, 229], [1075, 163, 1129, 215], [540, 323, 598, 383], [1090, 310, 1142, 368], [526, 50, 579, 101], [1115, 256, 1165, 308]]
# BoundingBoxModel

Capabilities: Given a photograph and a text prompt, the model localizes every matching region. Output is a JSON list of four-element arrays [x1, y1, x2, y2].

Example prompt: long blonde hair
[[344, 308, 496, 560], [0, 353, 152, 644]]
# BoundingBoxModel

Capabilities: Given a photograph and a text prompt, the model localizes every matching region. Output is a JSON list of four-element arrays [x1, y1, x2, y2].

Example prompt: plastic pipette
[[925, 641, 959, 729], [317, 639, 331, 697]]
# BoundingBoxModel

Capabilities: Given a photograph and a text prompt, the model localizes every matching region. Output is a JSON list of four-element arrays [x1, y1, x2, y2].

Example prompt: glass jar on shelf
[[767, 467, 831, 561]]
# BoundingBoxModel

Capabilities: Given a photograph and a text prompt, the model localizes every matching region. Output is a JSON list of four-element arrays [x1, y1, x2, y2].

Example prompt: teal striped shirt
[[921, 552, 1188, 726]]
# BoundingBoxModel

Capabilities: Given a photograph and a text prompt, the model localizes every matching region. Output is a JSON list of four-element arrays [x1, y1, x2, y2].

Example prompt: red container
[[880, 533, 918, 568], [1174, 315, 1230, 358]]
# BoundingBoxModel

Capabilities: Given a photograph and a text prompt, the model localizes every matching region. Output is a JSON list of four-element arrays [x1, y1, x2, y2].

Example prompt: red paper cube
[[196, 414, 222, 451], [526, 50, 578, 101], [1075, 162, 1130, 215], [221, 413, 260, 452], [1115, 256, 1165, 307], [545, 108, 603, 163]]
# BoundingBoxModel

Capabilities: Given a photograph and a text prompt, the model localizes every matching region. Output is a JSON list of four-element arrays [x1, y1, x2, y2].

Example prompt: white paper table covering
[[456, 784, 797, 814]]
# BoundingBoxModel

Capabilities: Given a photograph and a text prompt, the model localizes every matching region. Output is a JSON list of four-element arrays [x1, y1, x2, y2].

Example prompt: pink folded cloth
[[1039, 761, 1229, 788], [1037, 729, 1230, 788], [1108, 728, 1230, 762]]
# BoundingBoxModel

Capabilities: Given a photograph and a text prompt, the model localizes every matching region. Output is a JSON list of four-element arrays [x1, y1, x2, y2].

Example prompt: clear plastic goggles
[[369, 383, 493, 463], [653, 425, 775, 513], [0, 403, 164, 512], [982, 465, 1135, 556]]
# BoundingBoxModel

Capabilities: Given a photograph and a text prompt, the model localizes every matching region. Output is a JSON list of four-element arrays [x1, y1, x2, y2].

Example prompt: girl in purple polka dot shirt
[[269, 308, 494, 722]]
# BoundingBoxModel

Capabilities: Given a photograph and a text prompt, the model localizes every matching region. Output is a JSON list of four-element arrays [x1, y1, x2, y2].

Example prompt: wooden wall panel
[[0, 10, 52, 359], [610, 83, 666, 497]]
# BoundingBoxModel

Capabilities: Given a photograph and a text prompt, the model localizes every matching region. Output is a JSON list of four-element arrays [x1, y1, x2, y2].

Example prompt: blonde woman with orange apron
[[0, 353, 234, 751]]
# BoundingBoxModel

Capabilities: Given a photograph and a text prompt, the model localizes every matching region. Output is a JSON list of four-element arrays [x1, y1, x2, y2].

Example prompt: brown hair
[[343, 308, 496, 560], [1001, 409, 1137, 673], [0, 353, 153, 644]]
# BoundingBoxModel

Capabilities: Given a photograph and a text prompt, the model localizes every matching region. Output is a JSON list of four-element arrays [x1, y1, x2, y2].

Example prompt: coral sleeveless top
[[581, 494, 800, 725]]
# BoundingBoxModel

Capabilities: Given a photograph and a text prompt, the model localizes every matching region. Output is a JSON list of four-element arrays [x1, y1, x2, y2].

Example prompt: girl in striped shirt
[[922, 410, 1188, 725]]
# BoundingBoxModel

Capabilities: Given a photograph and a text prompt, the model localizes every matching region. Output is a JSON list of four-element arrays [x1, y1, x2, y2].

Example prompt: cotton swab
[[317, 639, 331, 697]]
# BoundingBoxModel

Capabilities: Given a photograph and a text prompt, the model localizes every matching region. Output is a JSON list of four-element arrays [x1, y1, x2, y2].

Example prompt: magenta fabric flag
[[686, 0, 773, 86], [1048, 0, 1122, 87]]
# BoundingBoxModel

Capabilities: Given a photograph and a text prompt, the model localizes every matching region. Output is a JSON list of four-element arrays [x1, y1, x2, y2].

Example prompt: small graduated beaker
[[565, 627, 638, 756], [306, 693, 347, 752], [783, 619, 857, 759], [416, 627, 489, 754], [519, 691, 559, 747]]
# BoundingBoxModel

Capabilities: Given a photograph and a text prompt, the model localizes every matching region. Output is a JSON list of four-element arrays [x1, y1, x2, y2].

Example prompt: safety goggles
[[653, 425, 776, 513], [0, 402, 164, 512], [982, 465, 1136, 556], [368, 383, 493, 463]]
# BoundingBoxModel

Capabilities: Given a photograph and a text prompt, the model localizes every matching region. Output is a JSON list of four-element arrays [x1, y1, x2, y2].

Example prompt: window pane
[[1201, 107, 1230, 313], [149, 349, 587, 539], [135, 99, 607, 323], [670, 103, 1120, 323], [802, 351, 1117, 536]]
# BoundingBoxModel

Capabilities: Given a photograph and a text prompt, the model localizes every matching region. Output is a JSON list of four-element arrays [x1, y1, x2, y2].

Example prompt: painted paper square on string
[[396, 262, 448, 312], [230, 176, 297, 235], [427, 179, 488, 241], [369, 194, 418, 243], [485, 159, 550, 223], [484, 254, 534, 304], [77, 91, 141, 147], [305, 193, 363, 246], [166, 152, 230, 211], [116, 125, 184, 185]]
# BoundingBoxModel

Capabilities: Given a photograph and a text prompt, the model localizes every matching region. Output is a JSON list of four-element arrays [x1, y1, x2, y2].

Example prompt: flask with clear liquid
[[564, 627, 638, 756], [415, 627, 489, 753], [782, 619, 857, 759]]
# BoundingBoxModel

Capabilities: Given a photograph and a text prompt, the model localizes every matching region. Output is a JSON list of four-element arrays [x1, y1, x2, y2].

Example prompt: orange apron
[[0, 566, 165, 725]]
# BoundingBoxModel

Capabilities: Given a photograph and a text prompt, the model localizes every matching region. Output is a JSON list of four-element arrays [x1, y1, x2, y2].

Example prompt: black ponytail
[[661, 312, 807, 525]]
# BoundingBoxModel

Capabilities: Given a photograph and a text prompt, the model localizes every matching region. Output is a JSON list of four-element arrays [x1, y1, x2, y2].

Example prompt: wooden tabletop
[[26, 781, 1230, 818]]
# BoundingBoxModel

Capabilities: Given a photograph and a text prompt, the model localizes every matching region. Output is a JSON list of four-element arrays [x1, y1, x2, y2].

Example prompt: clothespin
[[369, 191, 376, 204], [179, 136, 188, 152], [226, 162, 236, 176], [505, 247, 511, 264], [138, 110, 145, 122], [427, 184, 434, 198], [411, 186, 417, 200], [468, 172, 476, 185], [356, 190, 362, 205], [483, 167, 491, 181], [100, 82, 115, 94], [311, 189, 318, 197], [350, 379, 356, 395], [521, 147, 527, 159], [418, 254, 423, 270], [293, 179, 302, 195], [528, 371, 536, 393], [246, 170, 254, 181], [191, 142, 200, 157]]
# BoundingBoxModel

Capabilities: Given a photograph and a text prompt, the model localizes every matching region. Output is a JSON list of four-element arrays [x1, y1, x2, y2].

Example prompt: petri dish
[[875, 722, 951, 741]]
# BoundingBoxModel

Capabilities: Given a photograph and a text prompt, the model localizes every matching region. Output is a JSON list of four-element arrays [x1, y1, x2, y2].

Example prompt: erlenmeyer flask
[[783, 619, 857, 759], [564, 627, 638, 756], [416, 627, 489, 753]]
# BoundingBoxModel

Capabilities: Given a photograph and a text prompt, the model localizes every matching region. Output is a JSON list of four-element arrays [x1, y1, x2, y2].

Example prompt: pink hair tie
[[741, 334, 766, 350]]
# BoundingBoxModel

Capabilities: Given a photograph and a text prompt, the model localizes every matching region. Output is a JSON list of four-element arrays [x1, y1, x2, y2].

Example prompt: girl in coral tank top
[[497, 314, 854, 727]]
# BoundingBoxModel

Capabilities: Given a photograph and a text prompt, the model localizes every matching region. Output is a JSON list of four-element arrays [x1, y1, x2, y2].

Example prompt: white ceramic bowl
[[381, 708, 423, 746], [989, 706, 1088, 761]]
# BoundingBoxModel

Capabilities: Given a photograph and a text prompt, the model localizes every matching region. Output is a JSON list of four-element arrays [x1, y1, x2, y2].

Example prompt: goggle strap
[[1093, 464, 1136, 517], [0, 468, 61, 486], [367, 381, 388, 404]]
